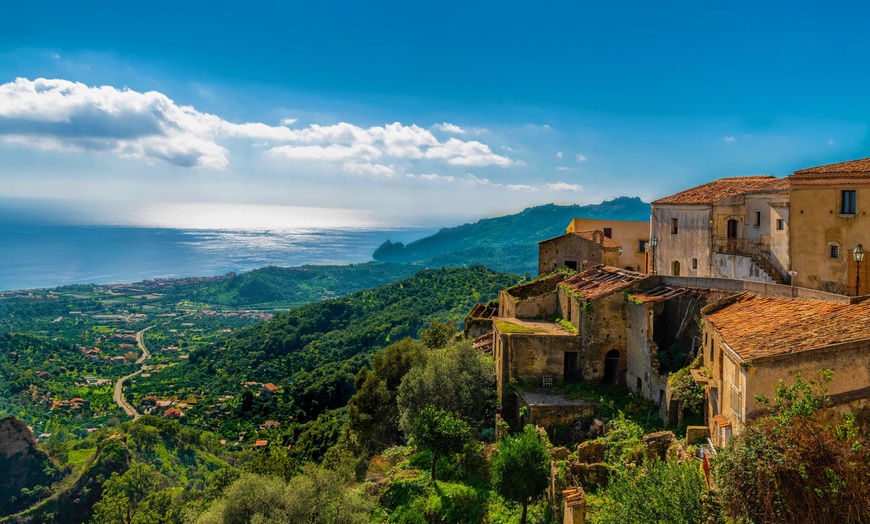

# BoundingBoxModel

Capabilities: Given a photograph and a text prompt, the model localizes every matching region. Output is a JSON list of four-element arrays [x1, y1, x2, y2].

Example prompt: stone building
[[698, 292, 870, 445], [788, 158, 870, 295], [564, 218, 651, 272], [650, 176, 790, 283], [537, 230, 620, 275]]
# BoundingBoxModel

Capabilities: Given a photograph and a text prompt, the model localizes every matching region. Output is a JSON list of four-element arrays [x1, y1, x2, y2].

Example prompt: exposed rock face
[[0, 416, 60, 517]]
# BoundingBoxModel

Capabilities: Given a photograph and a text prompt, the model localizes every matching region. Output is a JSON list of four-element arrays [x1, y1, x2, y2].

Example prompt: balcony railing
[[713, 237, 790, 285]]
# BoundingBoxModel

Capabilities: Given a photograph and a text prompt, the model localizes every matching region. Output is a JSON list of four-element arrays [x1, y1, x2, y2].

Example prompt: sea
[[0, 200, 436, 291]]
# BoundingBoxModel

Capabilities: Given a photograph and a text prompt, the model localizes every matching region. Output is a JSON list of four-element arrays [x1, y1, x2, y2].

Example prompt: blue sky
[[1, 1, 869, 226]]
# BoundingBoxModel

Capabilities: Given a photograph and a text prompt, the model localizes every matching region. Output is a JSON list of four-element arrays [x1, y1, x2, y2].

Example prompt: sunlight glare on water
[[127, 202, 382, 230]]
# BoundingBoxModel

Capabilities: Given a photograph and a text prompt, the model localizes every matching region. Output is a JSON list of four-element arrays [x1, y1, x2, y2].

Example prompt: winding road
[[112, 324, 154, 419]]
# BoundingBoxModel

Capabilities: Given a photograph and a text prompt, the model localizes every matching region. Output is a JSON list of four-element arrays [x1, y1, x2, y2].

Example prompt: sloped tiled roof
[[538, 231, 621, 249], [652, 176, 788, 205], [791, 157, 870, 178], [561, 265, 647, 301], [705, 294, 870, 361]]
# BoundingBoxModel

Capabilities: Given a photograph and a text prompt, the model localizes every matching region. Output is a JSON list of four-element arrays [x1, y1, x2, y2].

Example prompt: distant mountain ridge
[[373, 197, 650, 274]]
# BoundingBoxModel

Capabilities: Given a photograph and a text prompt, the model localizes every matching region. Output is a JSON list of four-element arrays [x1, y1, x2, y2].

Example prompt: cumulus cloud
[[576, 154, 588, 162], [546, 181, 583, 192], [343, 161, 395, 177], [0, 77, 234, 169], [432, 122, 465, 134], [0, 77, 514, 172], [556, 151, 564, 159], [724, 136, 735, 142]]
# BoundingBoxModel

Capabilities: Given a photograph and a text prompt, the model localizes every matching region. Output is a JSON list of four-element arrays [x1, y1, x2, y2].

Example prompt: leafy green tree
[[714, 370, 870, 524], [346, 338, 425, 456], [491, 425, 550, 524], [197, 466, 372, 524], [592, 459, 706, 524], [411, 407, 471, 481], [397, 340, 497, 435], [91, 462, 165, 524], [419, 320, 456, 350]]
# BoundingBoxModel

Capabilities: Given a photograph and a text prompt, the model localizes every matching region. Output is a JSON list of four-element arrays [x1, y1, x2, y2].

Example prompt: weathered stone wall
[[712, 253, 776, 283], [506, 333, 583, 384], [578, 292, 629, 385], [538, 234, 613, 275]]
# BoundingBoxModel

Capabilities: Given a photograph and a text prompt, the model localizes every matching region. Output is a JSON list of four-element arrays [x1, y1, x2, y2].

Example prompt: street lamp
[[854, 244, 865, 296], [649, 236, 658, 275]]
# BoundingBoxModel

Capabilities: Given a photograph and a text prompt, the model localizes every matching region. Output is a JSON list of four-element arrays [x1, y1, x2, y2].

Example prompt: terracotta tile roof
[[262, 383, 279, 392], [652, 176, 788, 205], [713, 414, 731, 428], [467, 303, 497, 319], [539, 231, 621, 249], [791, 157, 870, 178], [704, 294, 870, 361], [561, 265, 647, 301], [573, 231, 621, 249]]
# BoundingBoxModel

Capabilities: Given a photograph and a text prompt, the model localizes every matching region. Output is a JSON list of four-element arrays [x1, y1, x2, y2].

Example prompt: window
[[776, 218, 784, 230], [830, 244, 840, 259], [603, 227, 612, 238], [672, 260, 681, 276], [841, 190, 857, 214], [692, 258, 698, 270], [638, 240, 648, 253], [753, 211, 761, 227], [730, 385, 743, 422], [671, 218, 678, 234]]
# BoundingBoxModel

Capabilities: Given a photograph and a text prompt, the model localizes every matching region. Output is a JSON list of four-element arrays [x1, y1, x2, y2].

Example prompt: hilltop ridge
[[373, 197, 650, 274]]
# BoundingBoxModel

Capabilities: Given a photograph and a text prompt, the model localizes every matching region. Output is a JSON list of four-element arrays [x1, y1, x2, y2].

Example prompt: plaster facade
[[788, 173, 870, 295], [564, 218, 651, 271]]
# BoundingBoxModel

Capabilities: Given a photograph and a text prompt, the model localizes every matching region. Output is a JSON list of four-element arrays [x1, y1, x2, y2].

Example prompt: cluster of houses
[[484, 157, 870, 447]]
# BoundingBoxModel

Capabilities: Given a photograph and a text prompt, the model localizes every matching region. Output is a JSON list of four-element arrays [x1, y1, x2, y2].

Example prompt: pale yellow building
[[788, 158, 870, 295]]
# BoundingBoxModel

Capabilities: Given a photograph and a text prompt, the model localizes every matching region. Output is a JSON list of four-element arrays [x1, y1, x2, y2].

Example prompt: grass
[[495, 320, 540, 334], [67, 447, 96, 466]]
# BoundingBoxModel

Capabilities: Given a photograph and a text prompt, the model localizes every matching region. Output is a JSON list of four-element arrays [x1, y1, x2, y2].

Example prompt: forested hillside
[[128, 266, 521, 436], [373, 197, 650, 274], [161, 263, 422, 309]]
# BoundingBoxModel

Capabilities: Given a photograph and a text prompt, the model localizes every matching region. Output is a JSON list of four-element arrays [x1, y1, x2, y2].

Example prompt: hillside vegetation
[[373, 197, 650, 274]]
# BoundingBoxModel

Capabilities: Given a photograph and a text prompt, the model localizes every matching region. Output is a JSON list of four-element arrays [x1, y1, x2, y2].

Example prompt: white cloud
[[0, 77, 232, 168], [407, 173, 456, 183], [432, 122, 465, 134], [507, 184, 536, 191], [267, 144, 382, 161], [556, 151, 564, 159], [828, 139, 835, 145], [0, 78, 514, 172], [556, 166, 573, 171], [424, 138, 512, 166], [342, 161, 395, 177], [724, 136, 735, 142], [546, 181, 583, 192], [576, 154, 588, 162]]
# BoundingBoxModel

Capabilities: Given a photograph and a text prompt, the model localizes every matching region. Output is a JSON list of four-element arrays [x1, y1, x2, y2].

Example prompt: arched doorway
[[672, 260, 681, 276], [603, 350, 621, 385]]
